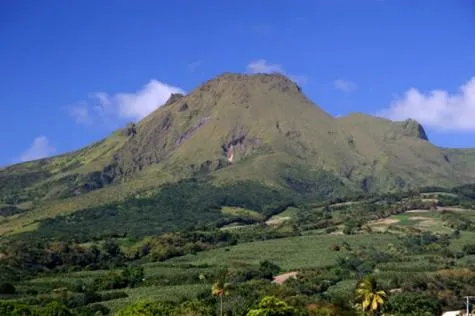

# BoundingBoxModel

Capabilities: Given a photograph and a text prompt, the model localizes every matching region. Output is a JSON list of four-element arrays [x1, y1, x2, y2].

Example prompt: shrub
[[463, 244, 475, 255], [258, 260, 281, 280], [247, 296, 299, 316], [0, 301, 34, 315], [329, 244, 340, 251], [117, 300, 176, 316], [382, 292, 441, 316], [0, 282, 16, 294], [76, 303, 110, 316], [41, 301, 74, 316]]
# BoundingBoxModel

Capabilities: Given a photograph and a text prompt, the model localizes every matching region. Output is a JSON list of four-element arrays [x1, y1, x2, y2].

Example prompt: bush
[[0, 282, 16, 294], [258, 260, 281, 280], [247, 296, 299, 316], [463, 244, 475, 255], [93, 265, 144, 290], [117, 300, 176, 316], [41, 301, 74, 316], [329, 244, 340, 251], [76, 303, 110, 316], [0, 301, 34, 315], [382, 292, 441, 316], [100, 291, 128, 301]]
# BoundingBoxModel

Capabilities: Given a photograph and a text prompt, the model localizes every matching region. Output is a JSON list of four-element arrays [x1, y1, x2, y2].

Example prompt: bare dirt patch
[[265, 216, 291, 226], [367, 218, 400, 232], [406, 209, 430, 213], [416, 219, 438, 228], [437, 206, 472, 212], [410, 216, 431, 221], [272, 271, 298, 285], [371, 218, 400, 225]]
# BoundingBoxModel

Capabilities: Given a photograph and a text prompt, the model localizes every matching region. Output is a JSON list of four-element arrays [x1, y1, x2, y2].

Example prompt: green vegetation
[[166, 234, 399, 270], [2, 73, 475, 239], [1, 184, 475, 314], [14, 178, 293, 242], [221, 207, 265, 222], [2, 73, 475, 314]]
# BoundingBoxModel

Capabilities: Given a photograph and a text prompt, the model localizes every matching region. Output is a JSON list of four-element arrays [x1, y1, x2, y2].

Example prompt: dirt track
[[272, 272, 297, 284]]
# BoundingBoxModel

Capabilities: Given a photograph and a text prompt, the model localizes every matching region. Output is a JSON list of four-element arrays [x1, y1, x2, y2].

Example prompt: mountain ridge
[[1, 72, 474, 237]]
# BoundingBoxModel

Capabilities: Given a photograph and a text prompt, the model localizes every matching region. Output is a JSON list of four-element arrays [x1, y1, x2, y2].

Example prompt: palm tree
[[355, 275, 386, 316], [212, 279, 228, 316]]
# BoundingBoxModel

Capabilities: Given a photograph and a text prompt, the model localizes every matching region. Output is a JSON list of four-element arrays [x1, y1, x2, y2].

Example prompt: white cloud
[[69, 105, 92, 125], [247, 59, 284, 74], [246, 59, 308, 85], [20, 136, 56, 162], [333, 79, 357, 93], [70, 79, 185, 125], [378, 77, 475, 132]]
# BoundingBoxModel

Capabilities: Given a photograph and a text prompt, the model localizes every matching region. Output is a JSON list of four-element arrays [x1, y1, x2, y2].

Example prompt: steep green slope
[[0, 132, 128, 205], [442, 148, 475, 182], [335, 113, 462, 191], [1, 72, 475, 238]]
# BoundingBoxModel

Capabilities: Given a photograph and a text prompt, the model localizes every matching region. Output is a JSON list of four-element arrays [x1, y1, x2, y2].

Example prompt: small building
[[441, 311, 465, 316]]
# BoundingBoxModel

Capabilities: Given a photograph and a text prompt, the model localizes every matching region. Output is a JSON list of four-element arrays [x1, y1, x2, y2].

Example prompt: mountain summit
[[1, 72, 475, 235]]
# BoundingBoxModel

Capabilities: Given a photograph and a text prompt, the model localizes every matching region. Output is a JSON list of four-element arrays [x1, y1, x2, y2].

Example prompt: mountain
[[1, 72, 475, 237]]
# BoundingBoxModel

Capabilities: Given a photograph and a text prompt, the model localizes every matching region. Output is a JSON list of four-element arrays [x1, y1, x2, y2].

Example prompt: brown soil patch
[[406, 209, 429, 213], [410, 216, 430, 220], [416, 219, 438, 228], [437, 206, 472, 212], [265, 216, 291, 226], [371, 218, 399, 225], [272, 272, 297, 285]]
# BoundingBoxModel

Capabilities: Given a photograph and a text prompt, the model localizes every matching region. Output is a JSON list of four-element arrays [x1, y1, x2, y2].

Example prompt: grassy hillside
[[1, 73, 475, 239]]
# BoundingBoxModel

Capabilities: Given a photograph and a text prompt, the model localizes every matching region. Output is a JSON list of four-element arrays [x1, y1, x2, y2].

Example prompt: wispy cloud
[[69, 79, 184, 125], [69, 105, 93, 125], [333, 79, 357, 93], [247, 59, 284, 74], [246, 59, 308, 85], [188, 60, 203, 72], [20, 136, 56, 162], [377, 76, 475, 132]]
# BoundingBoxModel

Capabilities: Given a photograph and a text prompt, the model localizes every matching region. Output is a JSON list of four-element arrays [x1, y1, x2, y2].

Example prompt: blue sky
[[1, 0, 474, 166]]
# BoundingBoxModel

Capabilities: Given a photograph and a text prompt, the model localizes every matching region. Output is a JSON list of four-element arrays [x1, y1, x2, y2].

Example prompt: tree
[[122, 265, 144, 288], [0, 282, 16, 294], [212, 279, 230, 316], [246, 296, 297, 316], [382, 292, 441, 316], [103, 239, 121, 257], [41, 301, 74, 316], [177, 300, 213, 316], [258, 260, 281, 280], [117, 301, 175, 316], [211, 267, 233, 316], [0, 302, 34, 316], [354, 275, 386, 316]]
